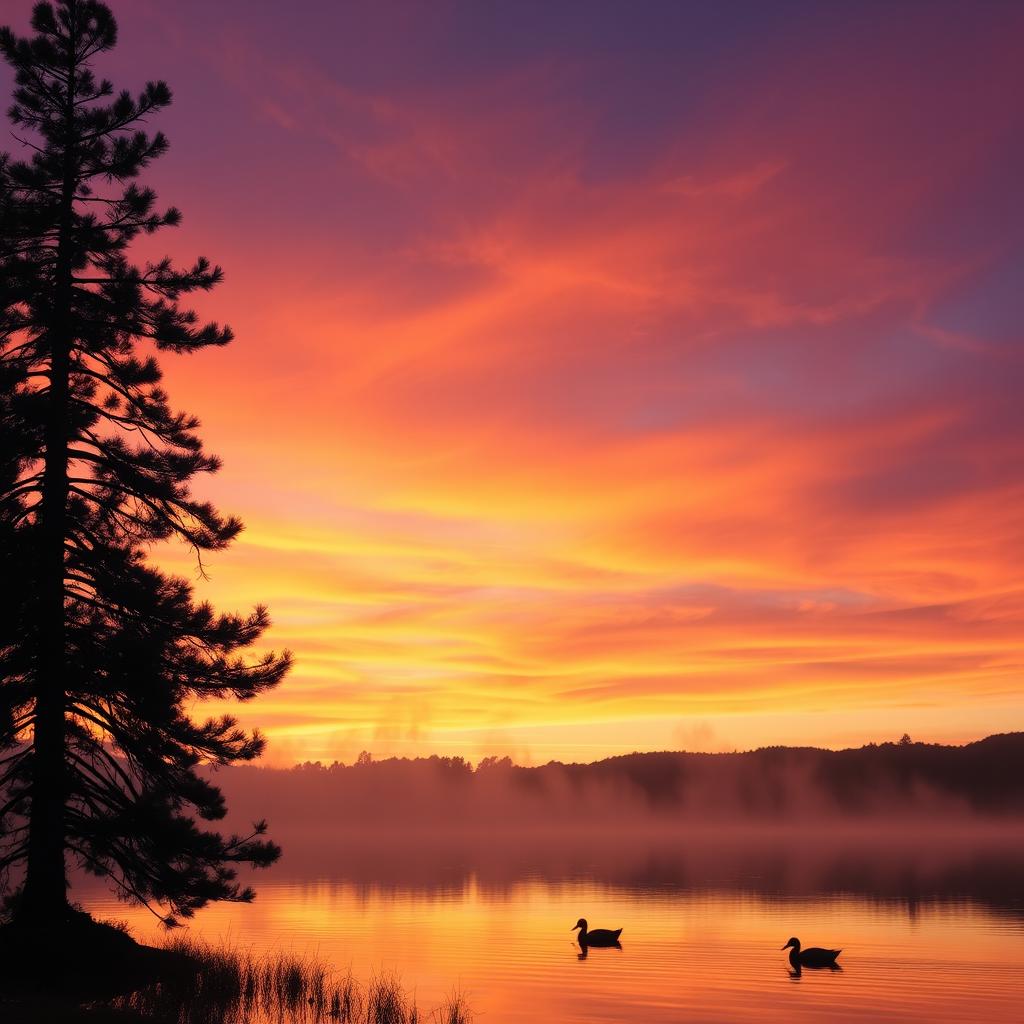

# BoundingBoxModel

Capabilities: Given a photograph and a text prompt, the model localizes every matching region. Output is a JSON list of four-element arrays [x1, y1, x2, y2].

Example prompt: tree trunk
[[20, 308, 72, 922], [18, 12, 79, 926]]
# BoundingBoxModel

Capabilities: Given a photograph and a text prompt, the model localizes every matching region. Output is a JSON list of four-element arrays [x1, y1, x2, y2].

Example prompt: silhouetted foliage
[[0, 0, 290, 926]]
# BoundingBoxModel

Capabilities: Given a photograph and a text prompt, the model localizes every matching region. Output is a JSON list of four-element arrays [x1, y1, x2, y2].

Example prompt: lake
[[78, 826, 1024, 1022]]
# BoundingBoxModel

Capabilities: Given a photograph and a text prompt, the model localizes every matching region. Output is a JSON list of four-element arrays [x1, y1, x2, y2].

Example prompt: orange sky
[[7, 1, 1022, 764]]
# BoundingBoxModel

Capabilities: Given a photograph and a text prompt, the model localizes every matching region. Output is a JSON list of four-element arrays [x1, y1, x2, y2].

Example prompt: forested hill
[[221, 733, 1024, 827], [560, 732, 1024, 816]]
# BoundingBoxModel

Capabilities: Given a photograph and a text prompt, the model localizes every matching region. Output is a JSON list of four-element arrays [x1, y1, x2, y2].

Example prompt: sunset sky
[[6, 0, 1023, 765]]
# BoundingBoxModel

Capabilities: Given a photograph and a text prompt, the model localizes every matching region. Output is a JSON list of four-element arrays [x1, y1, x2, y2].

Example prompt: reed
[[107, 936, 472, 1024]]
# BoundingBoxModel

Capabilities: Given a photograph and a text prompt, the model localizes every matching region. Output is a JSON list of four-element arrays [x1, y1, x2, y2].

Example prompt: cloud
[[49, 0, 1024, 763]]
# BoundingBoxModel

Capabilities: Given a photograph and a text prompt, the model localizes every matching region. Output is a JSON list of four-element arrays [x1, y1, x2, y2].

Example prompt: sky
[[4, 0, 1024, 765]]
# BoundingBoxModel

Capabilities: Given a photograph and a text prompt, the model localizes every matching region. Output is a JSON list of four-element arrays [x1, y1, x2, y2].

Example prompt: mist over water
[[259, 823, 1024, 919]]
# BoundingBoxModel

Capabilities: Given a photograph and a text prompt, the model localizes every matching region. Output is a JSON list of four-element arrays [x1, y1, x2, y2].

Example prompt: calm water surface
[[80, 828, 1024, 1022]]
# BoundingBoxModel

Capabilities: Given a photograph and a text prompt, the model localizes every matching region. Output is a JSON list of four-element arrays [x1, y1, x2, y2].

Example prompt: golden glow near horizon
[[18, 1, 1020, 765]]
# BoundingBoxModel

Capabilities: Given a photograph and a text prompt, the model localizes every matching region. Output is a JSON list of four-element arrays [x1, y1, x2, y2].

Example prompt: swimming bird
[[573, 918, 623, 946], [782, 937, 841, 969]]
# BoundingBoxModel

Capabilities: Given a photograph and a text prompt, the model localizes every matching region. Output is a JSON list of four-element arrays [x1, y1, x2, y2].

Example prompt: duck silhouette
[[782, 937, 841, 970], [573, 918, 623, 947]]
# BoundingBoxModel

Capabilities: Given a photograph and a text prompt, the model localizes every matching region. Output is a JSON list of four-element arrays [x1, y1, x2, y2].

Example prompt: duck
[[782, 937, 841, 969], [573, 918, 623, 946]]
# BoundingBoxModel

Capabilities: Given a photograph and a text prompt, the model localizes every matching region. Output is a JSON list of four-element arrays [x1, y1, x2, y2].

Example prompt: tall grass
[[106, 937, 472, 1024]]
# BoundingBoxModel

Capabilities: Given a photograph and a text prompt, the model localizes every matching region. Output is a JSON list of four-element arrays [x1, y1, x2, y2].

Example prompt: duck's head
[[572, 918, 587, 932], [781, 937, 800, 951]]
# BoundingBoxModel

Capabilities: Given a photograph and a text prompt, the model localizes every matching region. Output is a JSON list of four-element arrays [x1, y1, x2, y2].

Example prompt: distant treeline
[[219, 733, 1024, 826]]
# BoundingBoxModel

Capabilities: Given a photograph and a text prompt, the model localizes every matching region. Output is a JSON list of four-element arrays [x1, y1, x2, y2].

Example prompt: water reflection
[[260, 823, 1024, 920], [576, 940, 622, 960], [788, 961, 844, 981], [74, 826, 1024, 1024]]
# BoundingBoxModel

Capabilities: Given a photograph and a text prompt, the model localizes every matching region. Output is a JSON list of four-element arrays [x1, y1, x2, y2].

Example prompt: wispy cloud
[[44, 0, 1024, 763]]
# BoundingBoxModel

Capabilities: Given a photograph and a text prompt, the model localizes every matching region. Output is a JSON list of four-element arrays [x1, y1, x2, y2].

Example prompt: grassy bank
[[0, 915, 471, 1024], [114, 935, 473, 1023]]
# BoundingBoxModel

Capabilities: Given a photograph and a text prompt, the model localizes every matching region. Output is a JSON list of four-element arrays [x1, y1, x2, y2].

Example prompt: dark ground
[[0, 910, 195, 1023]]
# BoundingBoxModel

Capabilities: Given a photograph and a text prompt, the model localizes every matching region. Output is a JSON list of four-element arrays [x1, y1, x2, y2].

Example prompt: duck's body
[[573, 918, 622, 946], [782, 937, 841, 969]]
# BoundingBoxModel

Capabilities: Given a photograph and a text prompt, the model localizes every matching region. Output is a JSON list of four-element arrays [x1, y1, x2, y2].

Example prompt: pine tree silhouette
[[0, 0, 291, 927]]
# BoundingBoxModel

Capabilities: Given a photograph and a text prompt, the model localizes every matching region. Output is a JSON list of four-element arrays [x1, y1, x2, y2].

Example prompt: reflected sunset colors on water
[[79, 828, 1024, 1022]]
